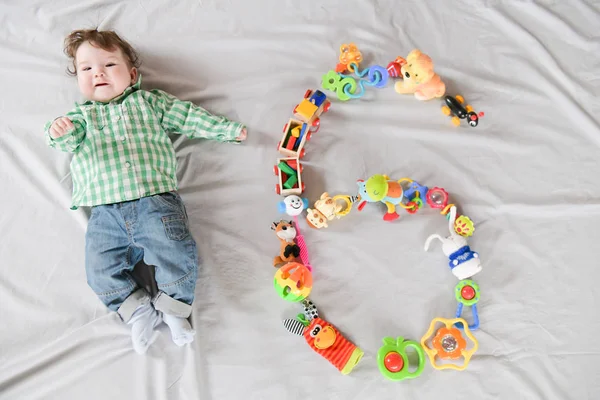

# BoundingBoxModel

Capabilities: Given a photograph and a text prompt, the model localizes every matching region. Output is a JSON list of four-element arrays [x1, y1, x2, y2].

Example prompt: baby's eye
[[106, 63, 116, 67], [82, 67, 91, 71]]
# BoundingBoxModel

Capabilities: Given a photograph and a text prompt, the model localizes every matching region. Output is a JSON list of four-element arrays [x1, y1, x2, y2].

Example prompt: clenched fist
[[49, 117, 74, 139], [235, 128, 247, 142]]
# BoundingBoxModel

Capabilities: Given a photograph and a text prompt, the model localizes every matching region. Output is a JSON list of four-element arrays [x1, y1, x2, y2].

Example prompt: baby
[[45, 29, 247, 353]]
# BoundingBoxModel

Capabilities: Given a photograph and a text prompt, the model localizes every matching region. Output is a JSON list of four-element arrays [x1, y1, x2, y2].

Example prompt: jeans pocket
[[154, 192, 184, 213], [161, 214, 190, 241]]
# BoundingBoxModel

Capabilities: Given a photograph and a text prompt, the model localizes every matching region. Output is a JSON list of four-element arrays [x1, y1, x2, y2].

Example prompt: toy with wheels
[[441, 95, 484, 127], [274, 157, 305, 196], [420, 317, 478, 371], [293, 89, 331, 134], [278, 118, 310, 158], [377, 336, 425, 381]]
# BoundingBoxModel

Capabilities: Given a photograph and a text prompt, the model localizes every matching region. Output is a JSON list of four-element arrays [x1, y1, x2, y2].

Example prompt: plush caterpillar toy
[[283, 299, 363, 375]]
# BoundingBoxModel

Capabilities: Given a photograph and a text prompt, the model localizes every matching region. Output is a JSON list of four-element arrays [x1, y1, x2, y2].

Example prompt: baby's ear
[[407, 49, 421, 61], [129, 67, 138, 84]]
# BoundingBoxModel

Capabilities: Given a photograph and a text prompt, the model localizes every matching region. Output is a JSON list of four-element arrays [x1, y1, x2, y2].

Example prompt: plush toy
[[271, 220, 300, 267], [356, 175, 407, 221], [394, 49, 446, 101], [306, 193, 359, 229], [278, 195, 309, 217], [283, 299, 364, 374], [424, 206, 482, 280]]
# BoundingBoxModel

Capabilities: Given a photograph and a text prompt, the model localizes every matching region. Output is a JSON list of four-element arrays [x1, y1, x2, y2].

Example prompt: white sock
[[163, 313, 195, 347], [128, 303, 162, 354]]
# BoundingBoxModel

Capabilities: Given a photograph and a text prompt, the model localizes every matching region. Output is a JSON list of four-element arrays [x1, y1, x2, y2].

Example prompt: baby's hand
[[49, 117, 74, 139], [235, 128, 247, 142]]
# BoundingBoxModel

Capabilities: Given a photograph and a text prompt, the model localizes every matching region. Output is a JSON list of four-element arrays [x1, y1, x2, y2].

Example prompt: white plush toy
[[278, 195, 309, 217], [424, 206, 482, 280]]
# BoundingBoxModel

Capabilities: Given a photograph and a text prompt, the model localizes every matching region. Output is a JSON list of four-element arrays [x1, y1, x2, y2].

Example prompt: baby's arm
[[147, 89, 246, 143], [44, 107, 87, 152]]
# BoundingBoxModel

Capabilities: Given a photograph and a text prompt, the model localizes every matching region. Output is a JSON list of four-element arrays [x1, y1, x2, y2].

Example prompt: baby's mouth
[[95, 83, 109, 87]]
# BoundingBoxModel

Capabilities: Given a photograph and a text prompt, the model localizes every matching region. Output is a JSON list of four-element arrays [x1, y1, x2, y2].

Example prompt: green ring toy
[[455, 279, 480, 306]]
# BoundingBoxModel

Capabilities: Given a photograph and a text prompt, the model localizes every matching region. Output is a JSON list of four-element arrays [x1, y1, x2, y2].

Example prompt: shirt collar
[[79, 74, 142, 106]]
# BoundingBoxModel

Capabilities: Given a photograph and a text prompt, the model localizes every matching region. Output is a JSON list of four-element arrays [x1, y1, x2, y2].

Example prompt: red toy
[[274, 157, 305, 196]]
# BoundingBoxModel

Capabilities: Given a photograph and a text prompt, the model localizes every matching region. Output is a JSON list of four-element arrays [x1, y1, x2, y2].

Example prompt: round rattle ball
[[273, 262, 313, 302]]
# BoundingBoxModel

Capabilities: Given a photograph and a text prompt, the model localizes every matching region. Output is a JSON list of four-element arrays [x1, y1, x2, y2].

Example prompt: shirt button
[[120, 136, 126, 141], [116, 115, 121, 120], [125, 162, 131, 168]]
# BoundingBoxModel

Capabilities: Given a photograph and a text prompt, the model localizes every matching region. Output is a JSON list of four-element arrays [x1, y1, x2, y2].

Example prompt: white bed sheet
[[1, 0, 600, 399]]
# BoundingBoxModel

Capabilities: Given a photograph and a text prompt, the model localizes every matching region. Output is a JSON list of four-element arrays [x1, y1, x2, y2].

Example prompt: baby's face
[[75, 41, 137, 102]]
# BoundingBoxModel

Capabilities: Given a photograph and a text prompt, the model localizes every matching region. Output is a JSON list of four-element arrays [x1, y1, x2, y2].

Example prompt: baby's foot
[[128, 303, 162, 354], [163, 313, 196, 347]]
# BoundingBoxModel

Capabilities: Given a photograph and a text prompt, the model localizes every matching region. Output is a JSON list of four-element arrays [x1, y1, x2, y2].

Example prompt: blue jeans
[[85, 192, 198, 321]]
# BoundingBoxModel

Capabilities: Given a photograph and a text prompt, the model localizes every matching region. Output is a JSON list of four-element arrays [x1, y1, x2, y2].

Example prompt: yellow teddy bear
[[394, 49, 446, 101]]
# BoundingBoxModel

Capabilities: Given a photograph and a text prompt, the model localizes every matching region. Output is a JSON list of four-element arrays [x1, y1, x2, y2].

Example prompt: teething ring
[[420, 317, 478, 371], [412, 197, 424, 209], [332, 195, 354, 217], [405, 201, 419, 214], [398, 178, 414, 190], [441, 203, 455, 216], [377, 336, 425, 381]]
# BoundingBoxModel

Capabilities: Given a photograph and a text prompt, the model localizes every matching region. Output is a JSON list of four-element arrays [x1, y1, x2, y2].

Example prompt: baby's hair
[[64, 28, 140, 76]]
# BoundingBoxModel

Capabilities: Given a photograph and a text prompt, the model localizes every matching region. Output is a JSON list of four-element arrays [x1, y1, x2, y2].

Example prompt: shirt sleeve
[[44, 106, 87, 153], [148, 89, 244, 143]]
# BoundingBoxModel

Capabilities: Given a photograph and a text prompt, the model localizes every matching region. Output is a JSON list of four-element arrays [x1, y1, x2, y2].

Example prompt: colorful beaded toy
[[270, 43, 485, 379]]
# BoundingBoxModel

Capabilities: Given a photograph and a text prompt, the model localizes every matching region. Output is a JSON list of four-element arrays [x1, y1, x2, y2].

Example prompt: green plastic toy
[[278, 161, 298, 189], [455, 279, 480, 306], [377, 336, 425, 381]]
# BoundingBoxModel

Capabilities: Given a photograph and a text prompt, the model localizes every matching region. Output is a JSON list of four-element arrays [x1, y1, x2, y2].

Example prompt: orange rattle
[[335, 43, 362, 73], [420, 317, 478, 371]]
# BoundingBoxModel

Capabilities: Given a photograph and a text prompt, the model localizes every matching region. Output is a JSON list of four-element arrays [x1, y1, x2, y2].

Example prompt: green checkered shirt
[[45, 75, 244, 209]]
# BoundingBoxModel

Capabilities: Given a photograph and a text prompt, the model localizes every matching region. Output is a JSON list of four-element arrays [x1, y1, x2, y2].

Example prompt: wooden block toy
[[292, 89, 331, 134], [278, 118, 310, 158], [274, 157, 305, 196]]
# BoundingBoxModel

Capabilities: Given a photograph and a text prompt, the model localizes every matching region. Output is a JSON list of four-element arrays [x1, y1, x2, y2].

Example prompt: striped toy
[[283, 299, 363, 375]]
